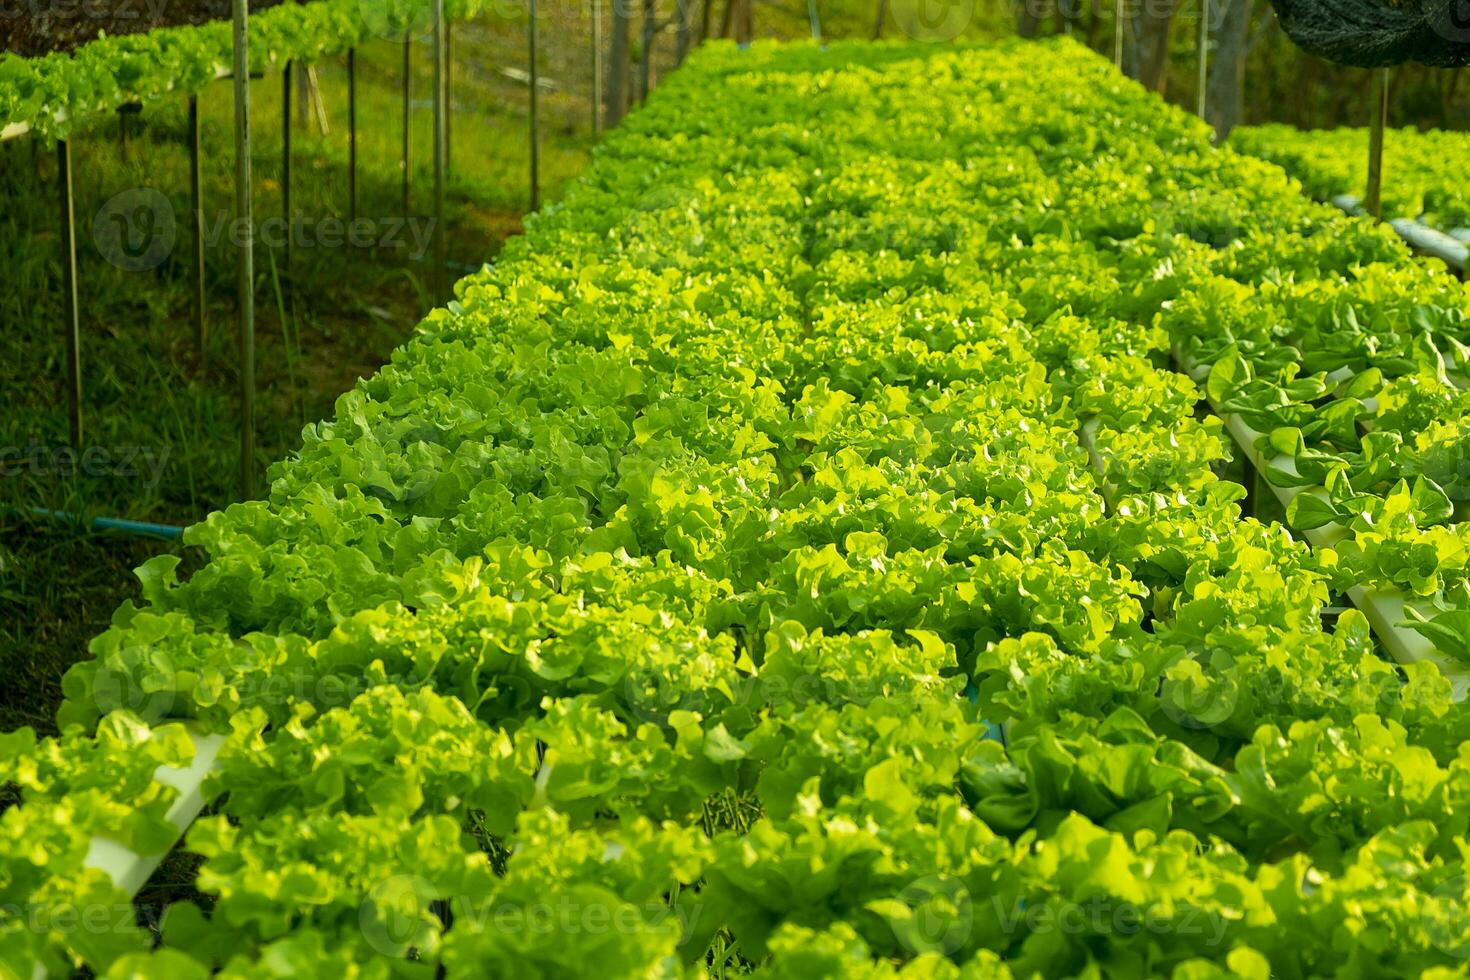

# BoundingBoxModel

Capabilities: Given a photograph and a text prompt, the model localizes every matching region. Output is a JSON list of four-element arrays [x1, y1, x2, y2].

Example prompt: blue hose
[[13, 507, 185, 542], [965, 682, 1006, 744]]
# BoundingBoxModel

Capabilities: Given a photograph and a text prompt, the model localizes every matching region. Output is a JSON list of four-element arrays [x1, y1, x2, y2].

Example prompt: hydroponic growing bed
[[9, 35, 1470, 978]]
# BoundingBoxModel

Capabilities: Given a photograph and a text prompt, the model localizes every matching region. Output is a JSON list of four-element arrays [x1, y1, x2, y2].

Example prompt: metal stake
[[283, 61, 292, 270], [446, 21, 453, 176], [639, 0, 654, 101], [808, 0, 821, 40], [529, 0, 540, 211], [592, 0, 603, 137], [677, 0, 692, 62], [1365, 68, 1389, 219], [1196, 0, 1209, 122], [348, 47, 358, 226], [1114, 0, 1124, 70], [403, 34, 412, 216], [189, 95, 207, 361], [231, 0, 256, 499], [57, 139, 82, 449], [433, 0, 447, 302]]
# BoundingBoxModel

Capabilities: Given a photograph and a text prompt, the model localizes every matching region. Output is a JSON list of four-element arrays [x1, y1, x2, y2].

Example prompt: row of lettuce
[[1230, 123, 1470, 238], [10, 35, 1470, 978], [0, 0, 486, 139], [1172, 159, 1470, 650]]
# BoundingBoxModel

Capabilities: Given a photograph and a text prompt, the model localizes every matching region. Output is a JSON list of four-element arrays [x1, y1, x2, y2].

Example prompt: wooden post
[[529, 0, 541, 210], [433, 0, 447, 301], [403, 35, 412, 216], [607, 0, 630, 128], [1114, 0, 1124, 69], [307, 65, 329, 134], [189, 95, 207, 361], [282, 61, 293, 270], [446, 21, 453, 176], [348, 48, 358, 226], [1197, 0, 1209, 121], [677, 0, 693, 62], [57, 139, 83, 449], [231, 0, 256, 499], [1365, 68, 1389, 219], [592, 0, 604, 137], [639, 0, 655, 101]]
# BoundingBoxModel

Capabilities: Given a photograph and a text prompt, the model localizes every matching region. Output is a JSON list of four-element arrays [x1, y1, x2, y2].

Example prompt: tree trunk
[[1205, 0, 1250, 139], [872, 0, 887, 38], [1124, 0, 1177, 93], [606, 0, 631, 128]]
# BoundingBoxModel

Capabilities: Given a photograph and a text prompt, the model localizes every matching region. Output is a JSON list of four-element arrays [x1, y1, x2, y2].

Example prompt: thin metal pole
[[676, 0, 692, 61], [529, 0, 540, 211], [639, 0, 654, 101], [446, 21, 453, 177], [1196, 0, 1208, 121], [57, 139, 82, 449], [231, 0, 256, 500], [592, 0, 603, 137], [282, 61, 292, 270], [1366, 68, 1389, 219], [433, 0, 447, 303], [348, 48, 358, 226], [189, 95, 206, 361], [1114, 0, 1124, 70], [403, 35, 412, 216], [808, 0, 821, 40]]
